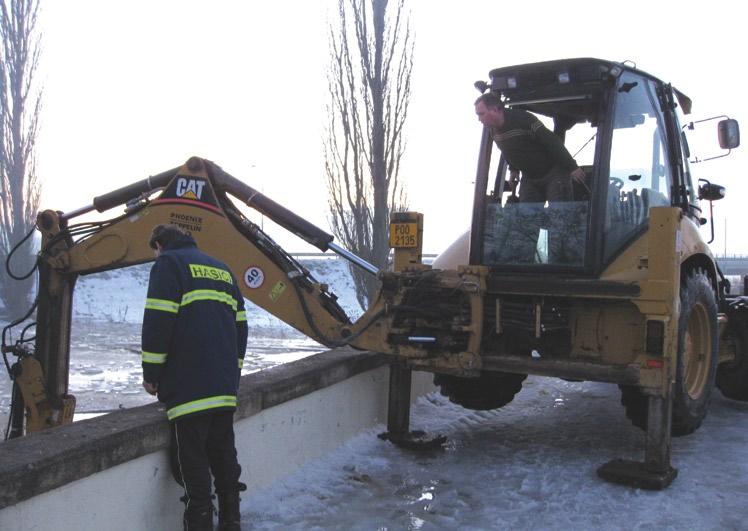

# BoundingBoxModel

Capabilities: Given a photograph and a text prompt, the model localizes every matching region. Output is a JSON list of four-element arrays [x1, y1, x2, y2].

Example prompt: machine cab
[[470, 58, 730, 275]]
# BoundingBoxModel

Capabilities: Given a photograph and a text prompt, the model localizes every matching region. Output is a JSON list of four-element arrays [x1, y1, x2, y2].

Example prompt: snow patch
[[72, 257, 362, 329]]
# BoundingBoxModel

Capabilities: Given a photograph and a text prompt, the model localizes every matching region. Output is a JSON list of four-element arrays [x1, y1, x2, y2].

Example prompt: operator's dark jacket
[[491, 108, 579, 180], [141, 234, 248, 421]]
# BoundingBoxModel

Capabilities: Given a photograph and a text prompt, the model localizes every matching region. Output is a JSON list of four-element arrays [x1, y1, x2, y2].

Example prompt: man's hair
[[149, 224, 188, 250], [474, 92, 504, 110]]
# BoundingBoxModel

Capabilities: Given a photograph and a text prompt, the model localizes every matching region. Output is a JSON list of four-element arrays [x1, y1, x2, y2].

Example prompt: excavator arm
[[38, 158, 368, 341]]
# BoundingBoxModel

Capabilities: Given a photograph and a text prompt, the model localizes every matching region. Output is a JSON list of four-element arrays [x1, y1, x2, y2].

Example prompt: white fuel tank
[[432, 230, 469, 270]]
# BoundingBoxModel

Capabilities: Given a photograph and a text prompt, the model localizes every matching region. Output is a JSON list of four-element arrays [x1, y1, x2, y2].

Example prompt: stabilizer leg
[[378, 363, 446, 451], [598, 391, 678, 490]]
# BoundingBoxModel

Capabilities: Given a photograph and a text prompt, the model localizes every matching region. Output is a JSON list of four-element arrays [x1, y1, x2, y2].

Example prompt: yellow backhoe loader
[[3, 58, 745, 490]]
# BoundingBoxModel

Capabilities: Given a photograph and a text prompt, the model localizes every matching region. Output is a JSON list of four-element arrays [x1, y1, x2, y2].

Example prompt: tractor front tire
[[434, 371, 526, 411], [620, 269, 719, 436], [717, 310, 748, 401]]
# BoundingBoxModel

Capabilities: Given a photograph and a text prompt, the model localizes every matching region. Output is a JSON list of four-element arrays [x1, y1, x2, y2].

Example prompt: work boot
[[183, 502, 214, 531], [216, 483, 246, 531]]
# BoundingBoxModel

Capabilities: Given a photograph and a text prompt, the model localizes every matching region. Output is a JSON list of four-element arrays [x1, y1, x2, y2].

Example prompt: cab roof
[[486, 57, 691, 115]]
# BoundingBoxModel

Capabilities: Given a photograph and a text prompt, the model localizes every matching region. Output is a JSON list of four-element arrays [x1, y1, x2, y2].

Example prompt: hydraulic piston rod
[[328, 242, 379, 276]]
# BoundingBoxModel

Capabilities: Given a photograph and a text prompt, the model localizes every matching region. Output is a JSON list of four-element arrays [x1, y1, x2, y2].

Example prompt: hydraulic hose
[[5, 223, 38, 281]]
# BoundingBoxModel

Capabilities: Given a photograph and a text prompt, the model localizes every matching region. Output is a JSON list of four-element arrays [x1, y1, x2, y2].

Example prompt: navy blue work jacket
[[141, 235, 248, 421]]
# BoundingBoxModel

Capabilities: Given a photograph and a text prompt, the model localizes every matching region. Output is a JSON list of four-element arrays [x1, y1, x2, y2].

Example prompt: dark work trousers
[[170, 410, 242, 511], [518, 165, 573, 203]]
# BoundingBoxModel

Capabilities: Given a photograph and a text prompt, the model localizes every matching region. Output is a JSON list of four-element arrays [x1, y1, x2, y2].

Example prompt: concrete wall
[[0, 349, 435, 531]]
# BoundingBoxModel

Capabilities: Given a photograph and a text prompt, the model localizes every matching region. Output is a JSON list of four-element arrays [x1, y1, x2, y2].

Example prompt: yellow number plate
[[389, 222, 418, 248]]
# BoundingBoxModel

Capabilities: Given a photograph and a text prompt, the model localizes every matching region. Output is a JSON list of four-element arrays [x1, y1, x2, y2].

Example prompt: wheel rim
[[683, 302, 711, 400]]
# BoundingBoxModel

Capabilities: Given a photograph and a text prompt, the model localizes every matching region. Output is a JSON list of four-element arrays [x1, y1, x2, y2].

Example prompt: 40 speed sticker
[[243, 266, 265, 289]]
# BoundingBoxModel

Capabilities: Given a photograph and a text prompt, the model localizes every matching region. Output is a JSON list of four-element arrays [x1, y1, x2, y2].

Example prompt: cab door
[[602, 73, 673, 263]]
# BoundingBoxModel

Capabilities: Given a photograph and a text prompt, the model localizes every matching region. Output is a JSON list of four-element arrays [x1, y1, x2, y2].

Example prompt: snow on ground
[[242, 377, 748, 530]]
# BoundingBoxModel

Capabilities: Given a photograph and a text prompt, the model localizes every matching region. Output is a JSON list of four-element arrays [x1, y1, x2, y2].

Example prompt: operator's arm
[[141, 256, 181, 388]]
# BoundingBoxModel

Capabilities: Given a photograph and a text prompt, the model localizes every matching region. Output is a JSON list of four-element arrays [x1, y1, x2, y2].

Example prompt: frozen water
[[243, 377, 748, 530], [64, 257, 362, 327]]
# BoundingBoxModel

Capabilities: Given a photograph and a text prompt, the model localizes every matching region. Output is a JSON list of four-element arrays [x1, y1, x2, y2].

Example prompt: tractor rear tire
[[620, 269, 719, 436], [434, 371, 526, 410], [716, 310, 748, 401]]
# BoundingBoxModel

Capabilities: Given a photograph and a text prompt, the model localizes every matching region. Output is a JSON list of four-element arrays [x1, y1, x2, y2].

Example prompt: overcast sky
[[36, 1, 747, 254]]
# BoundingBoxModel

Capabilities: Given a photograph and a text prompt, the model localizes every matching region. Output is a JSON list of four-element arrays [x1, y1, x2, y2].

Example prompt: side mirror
[[698, 179, 726, 201], [718, 119, 740, 149]]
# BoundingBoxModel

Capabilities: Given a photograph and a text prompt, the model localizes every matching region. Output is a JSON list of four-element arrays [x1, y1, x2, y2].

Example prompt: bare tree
[[0, 0, 42, 318], [325, 0, 413, 310]]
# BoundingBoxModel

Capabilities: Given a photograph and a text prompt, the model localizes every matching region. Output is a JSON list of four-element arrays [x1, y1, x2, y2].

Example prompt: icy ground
[[242, 377, 748, 531]]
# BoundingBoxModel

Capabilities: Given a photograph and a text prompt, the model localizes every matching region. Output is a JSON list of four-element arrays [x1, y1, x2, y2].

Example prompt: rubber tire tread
[[620, 268, 719, 437], [716, 309, 748, 401], [434, 371, 526, 410]]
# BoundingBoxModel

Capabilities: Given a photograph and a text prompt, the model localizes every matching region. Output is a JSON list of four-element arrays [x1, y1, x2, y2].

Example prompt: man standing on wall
[[141, 224, 248, 531]]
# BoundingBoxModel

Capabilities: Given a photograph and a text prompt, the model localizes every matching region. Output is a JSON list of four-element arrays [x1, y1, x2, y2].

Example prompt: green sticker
[[270, 281, 287, 301]]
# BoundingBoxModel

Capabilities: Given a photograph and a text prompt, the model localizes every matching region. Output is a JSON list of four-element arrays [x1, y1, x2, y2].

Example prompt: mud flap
[[597, 393, 677, 490]]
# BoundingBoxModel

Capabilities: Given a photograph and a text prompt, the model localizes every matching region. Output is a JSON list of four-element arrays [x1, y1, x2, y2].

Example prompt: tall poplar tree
[[324, 0, 413, 310], [0, 0, 42, 318]]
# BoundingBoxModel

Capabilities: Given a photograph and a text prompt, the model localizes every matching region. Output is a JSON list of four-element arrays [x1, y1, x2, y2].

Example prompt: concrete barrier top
[[0, 348, 389, 509]]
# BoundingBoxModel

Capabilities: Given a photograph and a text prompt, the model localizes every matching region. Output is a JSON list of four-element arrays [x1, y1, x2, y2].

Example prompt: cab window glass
[[604, 75, 671, 261], [483, 115, 594, 267]]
